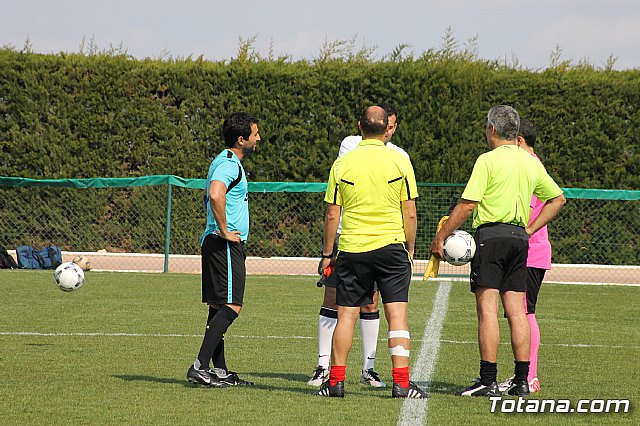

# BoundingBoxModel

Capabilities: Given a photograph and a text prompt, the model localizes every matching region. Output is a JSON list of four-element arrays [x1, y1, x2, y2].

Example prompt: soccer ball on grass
[[72, 255, 92, 271], [54, 262, 85, 292], [443, 230, 476, 266]]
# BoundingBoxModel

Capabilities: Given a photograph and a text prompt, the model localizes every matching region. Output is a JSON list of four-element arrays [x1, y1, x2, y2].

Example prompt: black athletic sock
[[212, 338, 227, 372], [514, 360, 530, 384], [479, 360, 497, 386], [197, 306, 238, 368], [206, 307, 228, 371], [207, 306, 218, 325]]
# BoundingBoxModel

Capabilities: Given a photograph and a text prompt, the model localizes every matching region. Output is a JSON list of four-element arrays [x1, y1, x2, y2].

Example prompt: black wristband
[[320, 253, 333, 259]]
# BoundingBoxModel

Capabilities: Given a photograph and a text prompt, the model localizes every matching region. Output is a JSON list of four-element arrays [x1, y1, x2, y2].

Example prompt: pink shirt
[[527, 154, 552, 270]]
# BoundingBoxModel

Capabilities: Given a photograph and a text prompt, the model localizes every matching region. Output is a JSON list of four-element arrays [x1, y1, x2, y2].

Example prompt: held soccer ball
[[54, 262, 85, 292], [443, 230, 476, 266]]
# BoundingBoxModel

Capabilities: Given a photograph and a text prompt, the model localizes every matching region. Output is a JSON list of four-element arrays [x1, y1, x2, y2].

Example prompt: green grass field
[[0, 270, 638, 425]]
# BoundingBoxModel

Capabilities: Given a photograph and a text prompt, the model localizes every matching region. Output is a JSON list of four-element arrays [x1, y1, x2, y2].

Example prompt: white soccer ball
[[54, 262, 85, 292], [443, 230, 476, 266]]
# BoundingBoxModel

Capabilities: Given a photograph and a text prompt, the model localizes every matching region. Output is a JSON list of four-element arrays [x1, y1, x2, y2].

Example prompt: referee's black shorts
[[470, 223, 529, 293], [335, 243, 412, 307], [201, 234, 247, 306]]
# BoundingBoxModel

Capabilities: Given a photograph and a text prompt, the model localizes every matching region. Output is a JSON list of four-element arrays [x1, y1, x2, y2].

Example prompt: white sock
[[318, 308, 337, 369], [360, 312, 380, 371]]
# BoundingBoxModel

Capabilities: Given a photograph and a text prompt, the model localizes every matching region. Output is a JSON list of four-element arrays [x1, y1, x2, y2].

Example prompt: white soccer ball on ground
[[443, 230, 476, 266], [54, 262, 85, 292]]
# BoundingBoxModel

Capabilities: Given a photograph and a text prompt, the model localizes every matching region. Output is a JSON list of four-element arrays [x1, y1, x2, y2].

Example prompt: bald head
[[359, 106, 388, 139]]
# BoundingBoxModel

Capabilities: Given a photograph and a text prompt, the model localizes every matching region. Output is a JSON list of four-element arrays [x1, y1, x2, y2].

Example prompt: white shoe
[[497, 375, 515, 393], [307, 366, 329, 386], [360, 369, 387, 388]]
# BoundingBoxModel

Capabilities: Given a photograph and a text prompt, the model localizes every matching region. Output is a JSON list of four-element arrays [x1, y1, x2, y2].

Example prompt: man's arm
[[526, 194, 566, 236], [401, 199, 417, 259], [318, 203, 341, 274], [209, 180, 241, 243], [430, 199, 477, 259]]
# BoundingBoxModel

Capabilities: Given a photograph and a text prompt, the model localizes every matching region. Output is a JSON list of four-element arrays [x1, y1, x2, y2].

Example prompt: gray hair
[[487, 105, 520, 140]]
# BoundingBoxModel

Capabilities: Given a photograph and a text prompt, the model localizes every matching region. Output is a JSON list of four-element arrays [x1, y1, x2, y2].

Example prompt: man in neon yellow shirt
[[430, 105, 566, 397], [317, 106, 426, 399]]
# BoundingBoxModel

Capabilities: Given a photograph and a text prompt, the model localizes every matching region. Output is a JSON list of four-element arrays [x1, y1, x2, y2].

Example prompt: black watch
[[320, 253, 333, 259]]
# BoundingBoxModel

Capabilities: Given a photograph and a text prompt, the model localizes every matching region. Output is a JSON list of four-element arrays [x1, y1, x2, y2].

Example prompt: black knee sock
[[197, 306, 238, 369], [479, 360, 497, 386], [206, 306, 218, 325], [212, 338, 227, 372], [206, 307, 228, 371], [514, 360, 530, 383]]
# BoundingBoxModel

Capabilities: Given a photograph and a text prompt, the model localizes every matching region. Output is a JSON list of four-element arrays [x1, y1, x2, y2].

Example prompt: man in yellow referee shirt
[[430, 105, 566, 397], [317, 106, 427, 399]]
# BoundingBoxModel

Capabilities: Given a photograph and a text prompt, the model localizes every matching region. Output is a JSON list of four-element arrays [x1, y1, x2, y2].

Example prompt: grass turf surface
[[0, 270, 638, 425]]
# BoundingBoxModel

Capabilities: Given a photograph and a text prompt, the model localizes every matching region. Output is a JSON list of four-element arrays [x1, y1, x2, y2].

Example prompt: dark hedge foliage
[[1, 49, 639, 189]]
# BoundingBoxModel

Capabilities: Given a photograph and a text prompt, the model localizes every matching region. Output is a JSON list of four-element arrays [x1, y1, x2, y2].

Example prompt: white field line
[[399, 281, 452, 426], [1, 332, 638, 350]]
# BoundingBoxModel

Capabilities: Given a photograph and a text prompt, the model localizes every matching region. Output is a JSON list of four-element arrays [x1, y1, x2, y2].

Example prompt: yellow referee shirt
[[462, 145, 563, 228], [324, 139, 418, 253]]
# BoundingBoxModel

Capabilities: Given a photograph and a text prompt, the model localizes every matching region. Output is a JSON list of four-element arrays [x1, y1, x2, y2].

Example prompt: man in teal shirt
[[430, 105, 566, 397], [187, 112, 260, 388]]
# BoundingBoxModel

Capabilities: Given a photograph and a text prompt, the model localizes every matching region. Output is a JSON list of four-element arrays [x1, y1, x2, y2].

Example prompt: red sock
[[393, 366, 409, 388], [329, 365, 346, 386]]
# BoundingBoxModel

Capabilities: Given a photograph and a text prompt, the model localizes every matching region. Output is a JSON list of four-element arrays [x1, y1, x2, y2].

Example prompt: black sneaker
[[507, 379, 530, 396], [392, 381, 428, 399], [457, 381, 500, 396], [317, 380, 345, 398], [213, 370, 255, 386], [186, 365, 228, 387]]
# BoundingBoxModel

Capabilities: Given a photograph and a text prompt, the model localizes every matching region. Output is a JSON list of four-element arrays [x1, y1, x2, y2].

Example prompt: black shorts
[[335, 243, 412, 307], [470, 223, 529, 293], [201, 234, 247, 305], [525, 267, 546, 314]]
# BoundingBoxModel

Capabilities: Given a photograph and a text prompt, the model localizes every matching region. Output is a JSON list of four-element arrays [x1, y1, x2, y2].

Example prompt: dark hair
[[222, 112, 258, 148], [359, 106, 388, 137], [517, 119, 537, 148], [377, 102, 398, 121]]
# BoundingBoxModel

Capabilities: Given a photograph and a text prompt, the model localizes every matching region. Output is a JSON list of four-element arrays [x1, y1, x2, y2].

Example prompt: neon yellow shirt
[[462, 145, 563, 228], [324, 139, 418, 252]]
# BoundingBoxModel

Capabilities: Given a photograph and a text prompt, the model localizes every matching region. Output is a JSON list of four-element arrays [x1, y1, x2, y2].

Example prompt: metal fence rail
[[1, 176, 639, 284]]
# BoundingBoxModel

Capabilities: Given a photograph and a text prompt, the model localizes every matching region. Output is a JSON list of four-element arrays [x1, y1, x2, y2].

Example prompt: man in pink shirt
[[499, 119, 549, 393]]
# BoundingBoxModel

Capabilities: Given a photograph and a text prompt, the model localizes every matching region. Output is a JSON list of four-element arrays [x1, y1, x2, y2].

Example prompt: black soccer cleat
[[392, 381, 428, 399], [506, 379, 530, 397], [212, 370, 255, 386], [187, 365, 228, 387], [317, 380, 345, 398], [457, 381, 500, 397]]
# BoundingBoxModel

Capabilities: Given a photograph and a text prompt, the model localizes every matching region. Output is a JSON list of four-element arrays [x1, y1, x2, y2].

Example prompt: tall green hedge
[[1, 49, 639, 189]]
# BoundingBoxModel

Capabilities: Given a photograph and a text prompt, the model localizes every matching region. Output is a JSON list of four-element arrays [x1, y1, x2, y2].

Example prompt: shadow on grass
[[424, 380, 465, 395], [247, 371, 309, 382], [114, 375, 190, 387], [113, 374, 315, 395]]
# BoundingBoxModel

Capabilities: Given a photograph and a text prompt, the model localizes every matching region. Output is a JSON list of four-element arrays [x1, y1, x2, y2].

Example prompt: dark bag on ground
[[16, 245, 63, 269], [0, 245, 19, 269]]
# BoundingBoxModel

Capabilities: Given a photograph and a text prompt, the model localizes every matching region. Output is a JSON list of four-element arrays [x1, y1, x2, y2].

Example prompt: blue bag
[[16, 245, 63, 269]]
